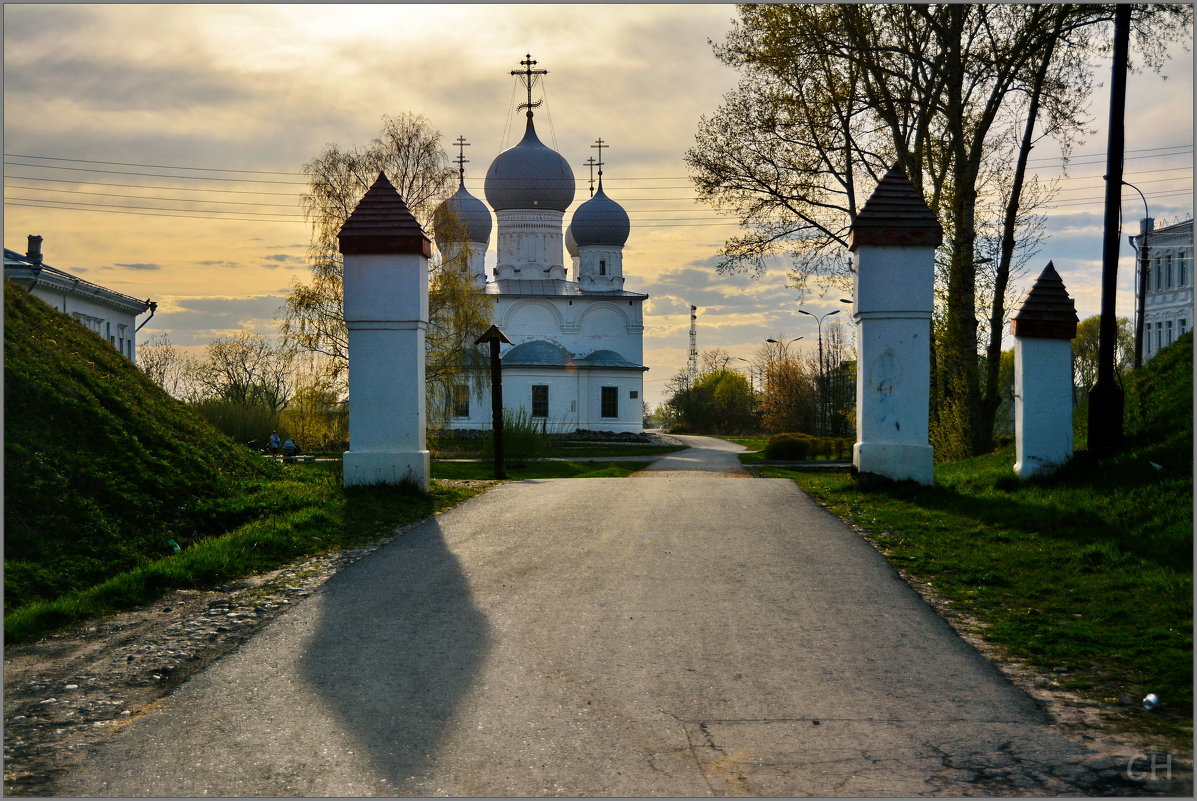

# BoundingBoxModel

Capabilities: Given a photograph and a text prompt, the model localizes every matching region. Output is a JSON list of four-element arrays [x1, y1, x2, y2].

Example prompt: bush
[[191, 399, 280, 446], [764, 432, 853, 460], [765, 432, 814, 459]]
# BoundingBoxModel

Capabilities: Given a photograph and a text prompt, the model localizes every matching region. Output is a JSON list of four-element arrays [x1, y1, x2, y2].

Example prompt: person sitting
[[282, 438, 299, 462]]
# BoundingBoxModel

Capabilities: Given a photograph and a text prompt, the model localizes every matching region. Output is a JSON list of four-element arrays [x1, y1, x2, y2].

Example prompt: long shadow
[[298, 517, 489, 791]]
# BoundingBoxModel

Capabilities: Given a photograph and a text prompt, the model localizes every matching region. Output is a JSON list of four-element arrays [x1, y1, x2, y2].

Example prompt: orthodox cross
[[512, 53, 548, 117], [590, 137, 607, 188], [583, 157, 599, 196], [453, 135, 470, 183]]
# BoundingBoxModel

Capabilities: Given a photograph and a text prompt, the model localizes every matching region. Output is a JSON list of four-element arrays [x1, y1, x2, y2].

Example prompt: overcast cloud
[[3, 4, 1192, 409]]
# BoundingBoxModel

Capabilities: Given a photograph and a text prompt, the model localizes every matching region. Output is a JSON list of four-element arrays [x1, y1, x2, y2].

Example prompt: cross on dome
[[583, 156, 599, 196], [453, 135, 471, 183], [511, 53, 548, 118], [590, 138, 608, 189]]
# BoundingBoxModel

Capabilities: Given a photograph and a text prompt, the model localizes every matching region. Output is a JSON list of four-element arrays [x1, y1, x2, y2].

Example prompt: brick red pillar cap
[[338, 172, 432, 257], [1011, 261, 1078, 339], [848, 163, 943, 251]]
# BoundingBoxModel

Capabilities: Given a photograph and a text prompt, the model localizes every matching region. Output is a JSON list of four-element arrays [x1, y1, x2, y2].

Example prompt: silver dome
[[570, 182, 629, 246], [564, 223, 579, 257], [434, 180, 493, 245], [484, 118, 576, 212]]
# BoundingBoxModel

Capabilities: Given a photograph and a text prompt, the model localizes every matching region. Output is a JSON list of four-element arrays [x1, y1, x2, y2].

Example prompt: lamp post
[[798, 308, 841, 434], [1124, 180, 1151, 368], [735, 357, 756, 392]]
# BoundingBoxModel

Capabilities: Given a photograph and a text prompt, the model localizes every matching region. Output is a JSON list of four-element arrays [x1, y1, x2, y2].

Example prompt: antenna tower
[[688, 305, 698, 382]]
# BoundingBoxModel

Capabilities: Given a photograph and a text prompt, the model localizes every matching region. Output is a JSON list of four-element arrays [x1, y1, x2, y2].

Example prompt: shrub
[[483, 406, 547, 467], [765, 432, 814, 459]]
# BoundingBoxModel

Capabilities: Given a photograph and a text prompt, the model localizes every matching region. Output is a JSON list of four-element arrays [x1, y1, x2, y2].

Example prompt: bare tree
[[188, 332, 296, 412], [137, 332, 192, 399], [282, 112, 493, 403]]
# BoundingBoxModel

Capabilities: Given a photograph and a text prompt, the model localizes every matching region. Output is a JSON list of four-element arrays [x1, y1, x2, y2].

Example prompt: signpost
[[475, 324, 512, 479]]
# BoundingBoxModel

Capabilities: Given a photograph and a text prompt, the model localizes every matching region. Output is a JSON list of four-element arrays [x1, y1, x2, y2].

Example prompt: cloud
[[113, 262, 161, 271], [148, 294, 288, 346]]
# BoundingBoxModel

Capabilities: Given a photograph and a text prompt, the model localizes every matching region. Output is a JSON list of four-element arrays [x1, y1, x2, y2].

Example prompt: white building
[[4, 235, 156, 361], [1131, 217, 1193, 360], [436, 65, 647, 434]]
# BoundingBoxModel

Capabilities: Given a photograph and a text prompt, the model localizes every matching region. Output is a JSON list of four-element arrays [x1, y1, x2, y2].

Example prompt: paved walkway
[[55, 436, 1129, 796]]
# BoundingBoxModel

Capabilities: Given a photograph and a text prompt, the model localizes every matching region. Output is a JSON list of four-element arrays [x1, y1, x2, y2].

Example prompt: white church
[[434, 57, 648, 434]]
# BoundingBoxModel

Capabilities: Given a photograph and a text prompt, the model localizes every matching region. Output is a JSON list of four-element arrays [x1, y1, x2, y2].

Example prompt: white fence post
[[339, 173, 431, 489], [1012, 262, 1079, 478], [848, 164, 942, 486]]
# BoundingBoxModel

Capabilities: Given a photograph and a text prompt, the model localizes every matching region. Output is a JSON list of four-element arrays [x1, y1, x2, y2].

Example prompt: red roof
[[337, 172, 431, 257], [848, 164, 943, 250]]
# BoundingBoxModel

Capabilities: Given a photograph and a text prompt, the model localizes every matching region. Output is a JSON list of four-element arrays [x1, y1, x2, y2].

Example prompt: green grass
[[753, 336, 1193, 749], [431, 459, 652, 480], [6, 462, 487, 643], [714, 435, 768, 451], [3, 282, 491, 643]]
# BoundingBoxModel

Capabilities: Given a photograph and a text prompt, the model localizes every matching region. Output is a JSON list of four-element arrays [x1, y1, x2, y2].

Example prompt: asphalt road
[[57, 435, 1112, 796]]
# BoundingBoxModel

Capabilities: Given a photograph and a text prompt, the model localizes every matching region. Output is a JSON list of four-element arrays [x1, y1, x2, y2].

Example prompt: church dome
[[484, 118, 576, 212], [570, 182, 629, 246], [502, 339, 574, 367], [564, 223, 579, 258], [433, 180, 493, 246]]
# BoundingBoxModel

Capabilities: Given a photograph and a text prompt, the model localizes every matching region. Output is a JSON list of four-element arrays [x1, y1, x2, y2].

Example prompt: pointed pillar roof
[[848, 164, 943, 250], [337, 172, 431, 257], [1011, 261, 1078, 339]]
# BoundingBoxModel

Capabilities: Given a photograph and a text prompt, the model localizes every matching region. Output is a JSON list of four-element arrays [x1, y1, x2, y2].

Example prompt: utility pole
[[1088, 4, 1130, 453]]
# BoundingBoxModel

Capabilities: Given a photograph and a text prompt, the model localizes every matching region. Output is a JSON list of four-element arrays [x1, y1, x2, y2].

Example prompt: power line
[[4, 153, 305, 176], [3, 161, 308, 185]]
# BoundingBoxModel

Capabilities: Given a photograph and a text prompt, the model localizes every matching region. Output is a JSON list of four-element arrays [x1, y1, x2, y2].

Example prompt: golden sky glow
[[4, 4, 1193, 409]]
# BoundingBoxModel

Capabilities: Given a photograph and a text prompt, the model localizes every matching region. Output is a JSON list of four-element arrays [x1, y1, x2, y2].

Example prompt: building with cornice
[[1130, 216, 1193, 360], [436, 58, 647, 433], [4, 235, 156, 362]]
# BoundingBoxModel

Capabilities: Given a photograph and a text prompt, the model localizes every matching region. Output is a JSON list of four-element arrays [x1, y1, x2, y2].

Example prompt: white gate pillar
[[1012, 262, 1078, 478], [848, 164, 943, 485], [339, 172, 431, 489]]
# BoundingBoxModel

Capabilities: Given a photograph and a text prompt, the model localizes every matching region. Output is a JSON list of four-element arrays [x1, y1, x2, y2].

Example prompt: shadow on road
[[299, 518, 488, 791]]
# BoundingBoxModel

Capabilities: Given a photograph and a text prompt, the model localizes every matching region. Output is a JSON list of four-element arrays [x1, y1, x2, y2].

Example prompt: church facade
[[434, 61, 647, 434]]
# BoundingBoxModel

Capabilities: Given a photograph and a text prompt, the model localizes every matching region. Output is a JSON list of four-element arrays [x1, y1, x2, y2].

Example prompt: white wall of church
[[449, 367, 644, 433]]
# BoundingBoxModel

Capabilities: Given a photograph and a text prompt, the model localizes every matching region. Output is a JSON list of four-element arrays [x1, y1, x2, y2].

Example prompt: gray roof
[[4, 248, 154, 312], [501, 339, 646, 371], [484, 278, 646, 298], [484, 118, 576, 212]]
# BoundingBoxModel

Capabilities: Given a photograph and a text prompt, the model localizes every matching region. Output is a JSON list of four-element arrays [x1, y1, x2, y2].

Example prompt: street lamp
[[735, 357, 756, 392], [1123, 180, 1150, 368], [798, 308, 841, 434]]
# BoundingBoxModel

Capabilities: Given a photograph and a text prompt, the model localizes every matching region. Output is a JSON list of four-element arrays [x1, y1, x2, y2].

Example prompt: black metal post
[[1088, 3, 1130, 453], [475, 324, 512, 479]]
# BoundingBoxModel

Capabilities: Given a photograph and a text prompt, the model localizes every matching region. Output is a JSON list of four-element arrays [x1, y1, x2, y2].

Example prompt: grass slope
[[4, 282, 277, 611]]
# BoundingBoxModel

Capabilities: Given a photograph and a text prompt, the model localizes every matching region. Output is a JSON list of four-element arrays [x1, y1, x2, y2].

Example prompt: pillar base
[[342, 450, 430, 491], [854, 441, 934, 486]]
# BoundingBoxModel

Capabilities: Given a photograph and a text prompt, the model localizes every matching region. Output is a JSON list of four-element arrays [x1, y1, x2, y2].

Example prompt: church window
[[1165, 254, 1174, 288], [1166, 320, 1173, 347], [599, 260, 607, 275], [1180, 318, 1188, 337], [601, 386, 619, 418], [531, 385, 549, 418], [630, 390, 639, 399], [452, 384, 470, 418], [1154, 257, 1163, 290]]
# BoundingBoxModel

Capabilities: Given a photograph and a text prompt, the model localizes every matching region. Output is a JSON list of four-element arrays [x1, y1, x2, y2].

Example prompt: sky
[[3, 4, 1193, 412]]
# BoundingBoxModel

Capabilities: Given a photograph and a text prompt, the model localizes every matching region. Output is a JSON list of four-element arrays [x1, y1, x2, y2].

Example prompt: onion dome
[[433, 179, 493, 246], [484, 118, 576, 212], [569, 181, 630, 247], [564, 223, 579, 258]]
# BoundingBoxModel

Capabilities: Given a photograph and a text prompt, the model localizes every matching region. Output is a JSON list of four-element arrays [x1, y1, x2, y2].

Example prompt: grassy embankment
[[743, 333, 1193, 749], [3, 283, 484, 643]]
